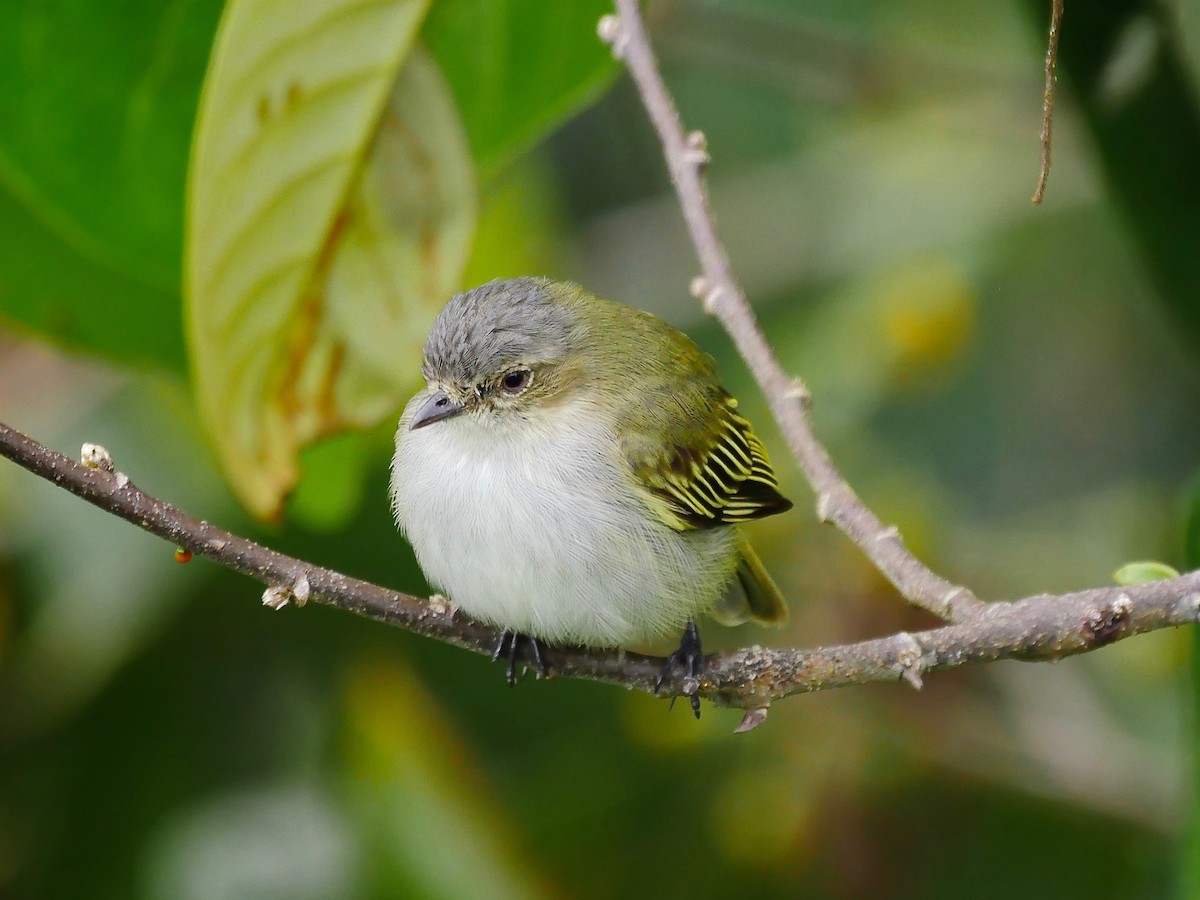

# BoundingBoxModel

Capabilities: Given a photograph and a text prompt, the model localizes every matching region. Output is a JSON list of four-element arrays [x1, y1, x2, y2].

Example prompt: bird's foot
[[491, 630, 548, 685], [656, 619, 704, 719]]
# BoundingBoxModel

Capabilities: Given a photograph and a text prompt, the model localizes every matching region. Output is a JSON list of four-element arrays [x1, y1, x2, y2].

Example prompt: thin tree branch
[[599, 1, 983, 623], [1032, 0, 1064, 204], [2, 422, 1198, 732]]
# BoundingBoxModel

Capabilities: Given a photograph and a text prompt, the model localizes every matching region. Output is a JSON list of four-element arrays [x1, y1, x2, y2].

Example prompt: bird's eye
[[500, 368, 531, 394]]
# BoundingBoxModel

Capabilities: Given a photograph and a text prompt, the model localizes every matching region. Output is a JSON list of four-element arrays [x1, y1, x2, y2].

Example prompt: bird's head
[[409, 277, 587, 430]]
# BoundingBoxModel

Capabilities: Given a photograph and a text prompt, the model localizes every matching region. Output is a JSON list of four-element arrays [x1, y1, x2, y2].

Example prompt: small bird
[[390, 277, 792, 710]]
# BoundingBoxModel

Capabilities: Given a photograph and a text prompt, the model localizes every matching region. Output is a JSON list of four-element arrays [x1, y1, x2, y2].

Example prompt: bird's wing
[[624, 390, 793, 532]]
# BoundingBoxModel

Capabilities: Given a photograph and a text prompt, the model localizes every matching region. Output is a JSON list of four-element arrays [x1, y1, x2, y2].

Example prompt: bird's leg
[[491, 630, 548, 685], [492, 630, 521, 684], [526, 633, 546, 678], [656, 619, 704, 718]]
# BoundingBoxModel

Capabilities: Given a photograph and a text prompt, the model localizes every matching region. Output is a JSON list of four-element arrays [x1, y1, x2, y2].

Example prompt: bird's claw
[[492, 630, 548, 685], [656, 619, 704, 718]]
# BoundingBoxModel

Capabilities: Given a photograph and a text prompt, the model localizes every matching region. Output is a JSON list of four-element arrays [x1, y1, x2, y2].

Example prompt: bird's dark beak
[[410, 390, 465, 430]]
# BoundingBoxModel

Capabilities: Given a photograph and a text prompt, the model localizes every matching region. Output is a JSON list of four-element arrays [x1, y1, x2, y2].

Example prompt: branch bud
[[597, 15, 627, 58], [684, 130, 710, 172], [81, 443, 114, 473]]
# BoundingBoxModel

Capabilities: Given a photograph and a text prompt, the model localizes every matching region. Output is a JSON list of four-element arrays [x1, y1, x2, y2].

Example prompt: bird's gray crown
[[423, 277, 578, 383]]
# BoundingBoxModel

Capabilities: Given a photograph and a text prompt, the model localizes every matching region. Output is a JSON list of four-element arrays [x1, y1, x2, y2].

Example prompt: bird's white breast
[[390, 397, 735, 646]]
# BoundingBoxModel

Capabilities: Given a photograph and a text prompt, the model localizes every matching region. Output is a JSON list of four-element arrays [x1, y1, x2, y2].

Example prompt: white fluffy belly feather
[[390, 399, 736, 646]]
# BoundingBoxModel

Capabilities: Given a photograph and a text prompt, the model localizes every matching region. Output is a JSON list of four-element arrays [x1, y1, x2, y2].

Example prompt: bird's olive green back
[[550, 282, 793, 533]]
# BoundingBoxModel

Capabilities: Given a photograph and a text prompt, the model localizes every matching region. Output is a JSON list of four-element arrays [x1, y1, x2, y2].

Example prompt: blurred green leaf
[[1114, 560, 1181, 585], [773, 253, 976, 435], [462, 153, 568, 286], [423, 0, 618, 177], [0, 0, 223, 369], [290, 428, 380, 532], [343, 659, 548, 899], [186, 0, 475, 518]]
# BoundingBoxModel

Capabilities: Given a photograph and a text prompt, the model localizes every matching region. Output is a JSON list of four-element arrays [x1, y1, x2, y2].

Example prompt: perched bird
[[390, 277, 791, 711]]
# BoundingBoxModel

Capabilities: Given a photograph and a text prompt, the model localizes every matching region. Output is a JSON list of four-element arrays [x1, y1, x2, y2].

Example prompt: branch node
[[292, 573, 311, 608], [261, 574, 312, 610], [896, 632, 925, 690], [262, 584, 291, 611], [425, 593, 457, 619], [115, 472, 130, 490], [80, 442, 114, 473], [735, 707, 770, 734], [875, 525, 900, 543], [596, 14, 627, 58], [1082, 593, 1133, 647], [784, 378, 811, 409], [687, 274, 727, 315], [683, 130, 711, 172], [939, 586, 965, 618], [704, 287, 726, 316], [815, 491, 834, 524]]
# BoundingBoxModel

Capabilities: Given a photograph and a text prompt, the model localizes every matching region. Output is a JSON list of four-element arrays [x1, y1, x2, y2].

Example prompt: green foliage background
[[2, 0, 1200, 897]]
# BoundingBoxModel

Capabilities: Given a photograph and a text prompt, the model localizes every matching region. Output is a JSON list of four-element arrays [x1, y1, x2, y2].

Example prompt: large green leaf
[[0, 182, 179, 365], [423, 0, 618, 175], [0, 0, 223, 369], [0, 0, 617, 385], [186, 0, 475, 518]]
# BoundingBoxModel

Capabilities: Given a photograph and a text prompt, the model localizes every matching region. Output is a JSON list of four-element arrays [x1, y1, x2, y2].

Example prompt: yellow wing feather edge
[[640, 393, 793, 532], [625, 390, 792, 626]]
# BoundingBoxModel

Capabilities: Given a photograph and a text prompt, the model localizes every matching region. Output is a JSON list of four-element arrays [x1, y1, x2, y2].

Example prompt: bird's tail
[[711, 534, 789, 626]]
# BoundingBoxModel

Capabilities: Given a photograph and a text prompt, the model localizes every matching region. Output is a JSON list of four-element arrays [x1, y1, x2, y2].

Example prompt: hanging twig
[[1033, 0, 1065, 204]]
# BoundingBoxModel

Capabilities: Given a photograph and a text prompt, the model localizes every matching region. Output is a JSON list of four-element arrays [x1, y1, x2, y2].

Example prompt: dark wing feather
[[628, 391, 792, 532]]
